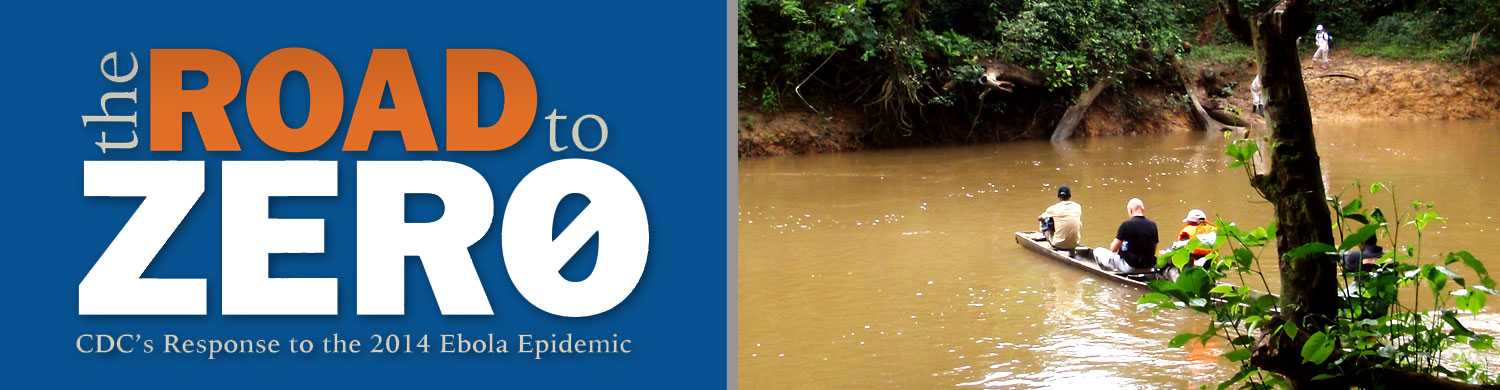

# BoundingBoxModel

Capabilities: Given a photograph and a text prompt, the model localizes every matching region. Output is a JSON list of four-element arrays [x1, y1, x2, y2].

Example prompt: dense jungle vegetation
[[738, 0, 1499, 144]]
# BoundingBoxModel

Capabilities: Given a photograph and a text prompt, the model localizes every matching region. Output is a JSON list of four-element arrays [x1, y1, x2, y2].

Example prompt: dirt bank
[[738, 107, 866, 158], [1078, 84, 1197, 137], [739, 54, 1500, 158], [1302, 52, 1500, 121], [1205, 51, 1500, 122], [738, 83, 1194, 158]]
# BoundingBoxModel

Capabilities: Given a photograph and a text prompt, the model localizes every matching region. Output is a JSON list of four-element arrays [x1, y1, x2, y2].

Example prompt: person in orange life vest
[[1171, 209, 1218, 263]]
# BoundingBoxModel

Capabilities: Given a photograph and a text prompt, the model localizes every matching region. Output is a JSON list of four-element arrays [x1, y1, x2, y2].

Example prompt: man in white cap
[[1313, 25, 1332, 69], [1094, 198, 1159, 273], [1171, 209, 1218, 262]]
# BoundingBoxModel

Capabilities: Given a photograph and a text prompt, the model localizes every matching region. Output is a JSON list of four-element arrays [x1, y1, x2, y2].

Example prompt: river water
[[738, 120, 1500, 389]]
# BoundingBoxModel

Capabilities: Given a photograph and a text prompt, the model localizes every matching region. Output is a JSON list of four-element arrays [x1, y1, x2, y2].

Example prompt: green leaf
[[1216, 221, 1242, 240], [1137, 292, 1176, 309], [1279, 321, 1300, 339], [1223, 348, 1252, 362], [1311, 373, 1340, 381], [1252, 295, 1279, 314], [1471, 292, 1488, 312], [1232, 248, 1254, 269], [1301, 331, 1335, 364], [1455, 293, 1474, 313], [1284, 242, 1336, 262], [1414, 210, 1442, 231], [1437, 266, 1466, 287], [1450, 251, 1493, 288], [1421, 264, 1449, 294], [1340, 198, 1363, 218], [1471, 335, 1494, 350], [1244, 226, 1272, 247], [1227, 139, 1259, 166], [1443, 311, 1475, 337], [1175, 267, 1209, 295], [1169, 333, 1198, 348], [1340, 224, 1380, 251], [1172, 248, 1191, 269], [1231, 335, 1255, 346], [1148, 279, 1179, 293]]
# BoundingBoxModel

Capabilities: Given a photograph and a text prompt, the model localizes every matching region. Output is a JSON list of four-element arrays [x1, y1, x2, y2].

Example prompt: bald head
[[1126, 198, 1146, 216]]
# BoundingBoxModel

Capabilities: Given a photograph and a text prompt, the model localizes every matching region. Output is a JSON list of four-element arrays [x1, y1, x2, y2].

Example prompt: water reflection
[[739, 120, 1500, 389]]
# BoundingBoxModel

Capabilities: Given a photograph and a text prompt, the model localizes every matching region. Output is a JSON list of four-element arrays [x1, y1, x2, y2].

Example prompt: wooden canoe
[[1013, 231, 1163, 289]]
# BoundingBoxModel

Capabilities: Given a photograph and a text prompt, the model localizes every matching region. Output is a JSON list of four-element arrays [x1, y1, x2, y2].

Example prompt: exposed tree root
[[1309, 71, 1361, 81]]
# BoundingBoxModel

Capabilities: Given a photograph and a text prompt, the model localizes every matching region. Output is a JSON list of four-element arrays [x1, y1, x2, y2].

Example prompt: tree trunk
[[1249, 0, 1341, 333], [1211, 2, 1493, 387], [1220, 0, 1341, 387], [1050, 77, 1113, 142]]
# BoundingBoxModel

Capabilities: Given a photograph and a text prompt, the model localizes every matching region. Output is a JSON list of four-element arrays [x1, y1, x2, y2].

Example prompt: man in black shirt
[[1096, 198, 1159, 273]]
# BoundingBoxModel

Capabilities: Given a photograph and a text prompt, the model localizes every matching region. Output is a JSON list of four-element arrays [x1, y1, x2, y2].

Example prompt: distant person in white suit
[[1250, 74, 1264, 115], [1313, 25, 1333, 69]]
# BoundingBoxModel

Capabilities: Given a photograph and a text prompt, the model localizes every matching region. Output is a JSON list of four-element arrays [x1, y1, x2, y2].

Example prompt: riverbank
[[740, 53, 1500, 158]]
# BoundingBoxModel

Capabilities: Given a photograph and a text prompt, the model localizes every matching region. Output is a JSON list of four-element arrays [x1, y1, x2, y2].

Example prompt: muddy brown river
[[738, 120, 1500, 388]]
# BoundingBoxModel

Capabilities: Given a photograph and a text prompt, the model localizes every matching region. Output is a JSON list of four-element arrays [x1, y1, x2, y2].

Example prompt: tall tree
[[1221, 1, 1497, 388], [1219, 1, 1340, 385]]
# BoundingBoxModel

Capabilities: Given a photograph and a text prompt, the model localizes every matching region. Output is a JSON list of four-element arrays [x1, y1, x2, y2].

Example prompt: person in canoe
[[1037, 186, 1083, 250], [1094, 198, 1160, 273], [1341, 230, 1392, 319], [1170, 209, 1218, 264], [1342, 233, 1385, 274]]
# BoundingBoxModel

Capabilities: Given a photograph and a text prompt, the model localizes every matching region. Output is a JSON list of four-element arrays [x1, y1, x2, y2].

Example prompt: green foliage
[[1351, 12, 1475, 60], [1182, 43, 1253, 66], [1311, 0, 1500, 61], [993, 0, 1186, 91], [738, 0, 1189, 114], [1141, 143, 1500, 387]]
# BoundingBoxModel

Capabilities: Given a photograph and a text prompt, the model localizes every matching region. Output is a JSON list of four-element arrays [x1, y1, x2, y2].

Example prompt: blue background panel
[[0, 1, 728, 387]]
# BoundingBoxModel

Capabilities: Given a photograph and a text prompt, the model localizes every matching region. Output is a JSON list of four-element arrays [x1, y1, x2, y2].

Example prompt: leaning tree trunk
[[1050, 77, 1113, 142], [1219, 0, 1340, 387]]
